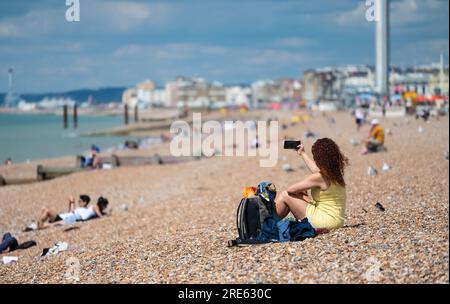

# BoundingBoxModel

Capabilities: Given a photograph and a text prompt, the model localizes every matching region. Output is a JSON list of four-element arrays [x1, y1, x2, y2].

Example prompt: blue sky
[[0, 0, 448, 93]]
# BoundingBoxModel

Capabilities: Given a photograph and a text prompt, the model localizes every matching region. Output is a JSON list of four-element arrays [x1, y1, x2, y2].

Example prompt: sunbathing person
[[275, 138, 348, 230], [80, 145, 102, 169], [30, 195, 109, 230], [1, 232, 36, 253]]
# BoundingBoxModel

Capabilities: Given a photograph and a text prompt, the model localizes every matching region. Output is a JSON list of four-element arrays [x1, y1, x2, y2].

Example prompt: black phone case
[[284, 141, 301, 149]]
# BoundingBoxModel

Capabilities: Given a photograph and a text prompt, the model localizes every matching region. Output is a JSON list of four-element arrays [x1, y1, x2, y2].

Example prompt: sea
[[0, 112, 131, 163]]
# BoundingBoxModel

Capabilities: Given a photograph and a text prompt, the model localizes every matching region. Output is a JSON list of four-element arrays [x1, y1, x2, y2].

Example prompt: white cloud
[[391, 38, 449, 67], [390, 0, 420, 26], [114, 44, 145, 56], [114, 43, 229, 60], [113, 43, 327, 75], [0, 0, 170, 38], [335, 0, 448, 27], [99, 1, 152, 31], [335, 2, 367, 26], [0, 9, 56, 38], [273, 38, 313, 48], [428, 39, 449, 53], [0, 21, 22, 37], [244, 49, 308, 65]]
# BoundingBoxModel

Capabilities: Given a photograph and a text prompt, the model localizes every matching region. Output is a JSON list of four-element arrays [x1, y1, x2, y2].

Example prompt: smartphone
[[283, 140, 301, 150]]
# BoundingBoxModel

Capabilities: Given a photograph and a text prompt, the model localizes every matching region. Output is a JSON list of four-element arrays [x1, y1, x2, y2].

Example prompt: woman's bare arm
[[92, 205, 104, 218], [296, 143, 320, 173], [286, 173, 325, 195], [68, 197, 75, 213]]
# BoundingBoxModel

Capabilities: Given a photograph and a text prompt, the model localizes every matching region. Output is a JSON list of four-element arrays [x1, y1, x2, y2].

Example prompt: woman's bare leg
[[275, 191, 310, 220]]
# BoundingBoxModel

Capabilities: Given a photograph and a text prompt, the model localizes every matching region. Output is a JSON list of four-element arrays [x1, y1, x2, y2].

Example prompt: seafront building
[[122, 77, 304, 110], [37, 97, 76, 109], [303, 65, 375, 108], [225, 86, 252, 108], [121, 63, 448, 112], [123, 77, 228, 109], [251, 79, 302, 108], [302, 61, 449, 109]]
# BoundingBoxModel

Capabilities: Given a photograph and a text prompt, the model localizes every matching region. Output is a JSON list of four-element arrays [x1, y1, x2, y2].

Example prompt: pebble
[[282, 164, 295, 173], [367, 167, 378, 176], [375, 202, 386, 212], [382, 163, 391, 172], [0, 112, 448, 284], [350, 138, 360, 146]]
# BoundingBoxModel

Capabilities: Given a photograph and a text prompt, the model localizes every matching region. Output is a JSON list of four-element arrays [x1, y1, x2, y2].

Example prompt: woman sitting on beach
[[80, 145, 102, 169], [27, 195, 110, 230], [276, 138, 348, 230]]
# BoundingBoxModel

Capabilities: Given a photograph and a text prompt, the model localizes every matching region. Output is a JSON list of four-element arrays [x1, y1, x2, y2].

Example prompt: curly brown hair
[[311, 138, 349, 187]]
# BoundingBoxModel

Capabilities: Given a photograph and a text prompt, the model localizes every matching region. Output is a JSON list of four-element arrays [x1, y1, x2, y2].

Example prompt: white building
[[122, 88, 138, 108], [136, 88, 167, 107], [122, 80, 167, 108], [37, 97, 75, 109], [17, 100, 36, 111], [251, 80, 280, 107], [225, 86, 251, 106], [390, 72, 431, 96], [164, 77, 226, 108]]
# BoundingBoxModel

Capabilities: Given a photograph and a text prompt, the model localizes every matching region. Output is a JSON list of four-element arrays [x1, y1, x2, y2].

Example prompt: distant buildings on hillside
[[122, 77, 303, 109], [121, 58, 448, 111], [4, 57, 448, 112]]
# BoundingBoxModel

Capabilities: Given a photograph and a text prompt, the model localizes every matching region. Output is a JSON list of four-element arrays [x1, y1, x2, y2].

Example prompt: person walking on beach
[[355, 108, 365, 132], [275, 138, 348, 230]]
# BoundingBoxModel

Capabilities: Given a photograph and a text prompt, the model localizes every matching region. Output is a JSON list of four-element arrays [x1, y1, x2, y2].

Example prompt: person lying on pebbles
[[1, 232, 36, 253], [25, 195, 111, 231], [275, 138, 348, 230]]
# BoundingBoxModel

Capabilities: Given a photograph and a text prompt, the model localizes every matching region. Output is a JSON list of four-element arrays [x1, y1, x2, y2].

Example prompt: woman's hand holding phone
[[296, 142, 305, 156]]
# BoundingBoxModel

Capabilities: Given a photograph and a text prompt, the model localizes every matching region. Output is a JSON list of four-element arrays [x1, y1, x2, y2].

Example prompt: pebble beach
[[0, 111, 448, 284]]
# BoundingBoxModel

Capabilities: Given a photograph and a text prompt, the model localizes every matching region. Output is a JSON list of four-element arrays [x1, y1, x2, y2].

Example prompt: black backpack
[[228, 182, 276, 247]]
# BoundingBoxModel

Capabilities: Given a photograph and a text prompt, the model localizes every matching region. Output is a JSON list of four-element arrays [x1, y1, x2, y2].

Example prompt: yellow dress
[[306, 183, 346, 229]]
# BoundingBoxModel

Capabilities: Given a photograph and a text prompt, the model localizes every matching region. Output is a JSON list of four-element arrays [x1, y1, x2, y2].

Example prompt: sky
[[0, 0, 448, 93]]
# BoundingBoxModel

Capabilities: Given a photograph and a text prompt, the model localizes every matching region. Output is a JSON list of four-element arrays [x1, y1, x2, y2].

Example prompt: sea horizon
[[0, 112, 126, 164]]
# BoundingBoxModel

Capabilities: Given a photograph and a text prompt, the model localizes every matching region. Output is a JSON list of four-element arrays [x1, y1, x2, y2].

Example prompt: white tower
[[4, 68, 14, 107], [8, 68, 12, 92], [375, 0, 389, 98], [440, 53, 445, 96]]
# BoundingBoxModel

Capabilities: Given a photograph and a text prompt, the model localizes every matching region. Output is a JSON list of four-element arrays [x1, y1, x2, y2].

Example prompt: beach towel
[[256, 215, 317, 243], [228, 215, 317, 247]]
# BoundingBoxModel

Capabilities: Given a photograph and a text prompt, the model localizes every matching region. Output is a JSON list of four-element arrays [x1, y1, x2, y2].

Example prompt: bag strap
[[236, 198, 243, 237], [227, 238, 272, 247]]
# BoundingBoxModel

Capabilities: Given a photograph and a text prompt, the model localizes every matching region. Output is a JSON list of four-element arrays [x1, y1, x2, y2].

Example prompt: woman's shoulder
[[310, 172, 329, 190]]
